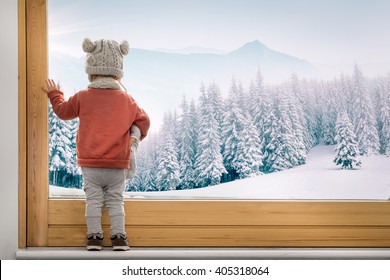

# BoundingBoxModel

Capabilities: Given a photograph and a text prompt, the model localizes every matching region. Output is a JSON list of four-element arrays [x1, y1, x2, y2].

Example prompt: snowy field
[[50, 144, 390, 200]]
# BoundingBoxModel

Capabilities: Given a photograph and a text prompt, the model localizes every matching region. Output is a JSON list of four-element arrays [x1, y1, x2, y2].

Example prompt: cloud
[[49, 20, 109, 36]]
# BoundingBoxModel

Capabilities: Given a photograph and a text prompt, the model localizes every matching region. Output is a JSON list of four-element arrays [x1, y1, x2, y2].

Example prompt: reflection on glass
[[48, 0, 390, 200]]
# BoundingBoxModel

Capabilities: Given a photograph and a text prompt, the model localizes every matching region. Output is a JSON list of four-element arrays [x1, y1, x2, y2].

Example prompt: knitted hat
[[82, 38, 129, 78]]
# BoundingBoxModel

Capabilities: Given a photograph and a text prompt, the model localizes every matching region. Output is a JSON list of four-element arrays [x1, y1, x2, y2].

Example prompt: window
[[19, 0, 390, 248]]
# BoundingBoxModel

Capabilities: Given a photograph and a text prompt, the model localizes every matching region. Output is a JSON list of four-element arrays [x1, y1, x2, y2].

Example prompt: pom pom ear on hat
[[119, 40, 129, 56], [82, 38, 96, 53]]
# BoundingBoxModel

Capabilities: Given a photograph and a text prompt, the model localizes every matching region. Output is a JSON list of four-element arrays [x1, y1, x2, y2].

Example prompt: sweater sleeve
[[133, 107, 150, 141], [48, 90, 78, 120], [130, 124, 141, 141]]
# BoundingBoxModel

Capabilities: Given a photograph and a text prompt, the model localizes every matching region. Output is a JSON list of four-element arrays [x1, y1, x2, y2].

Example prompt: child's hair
[[89, 74, 120, 81]]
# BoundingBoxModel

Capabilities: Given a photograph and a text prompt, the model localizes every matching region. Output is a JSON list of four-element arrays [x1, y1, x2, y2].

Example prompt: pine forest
[[48, 65, 390, 191]]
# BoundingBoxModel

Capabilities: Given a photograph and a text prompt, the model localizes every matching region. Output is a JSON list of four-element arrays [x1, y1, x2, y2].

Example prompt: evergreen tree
[[301, 79, 322, 146], [68, 118, 82, 188], [263, 89, 300, 172], [350, 64, 380, 155], [221, 79, 263, 179], [143, 133, 160, 191], [376, 79, 390, 156], [289, 73, 313, 151], [156, 112, 180, 191], [334, 112, 361, 169], [321, 81, 338, 145], [48, 105, 73, 187], [207, 81, 224, 134], [178, 96, 197, 189], [259, 98, 277, 172], [249, 69, 272, 156], [194, 84, 227, 187], [286, 91, 306, 164], [126, 133, 159, 192]]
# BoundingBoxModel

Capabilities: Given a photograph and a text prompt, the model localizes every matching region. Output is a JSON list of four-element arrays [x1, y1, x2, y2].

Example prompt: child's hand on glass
[[43, 79, 61, 94]]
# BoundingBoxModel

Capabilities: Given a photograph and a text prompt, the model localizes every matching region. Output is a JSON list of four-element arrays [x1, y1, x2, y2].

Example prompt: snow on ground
[[50, 144, 390, 200]]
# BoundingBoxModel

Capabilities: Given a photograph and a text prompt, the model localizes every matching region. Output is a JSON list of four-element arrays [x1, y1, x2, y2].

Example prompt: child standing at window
[[44, 38, 150, 251]]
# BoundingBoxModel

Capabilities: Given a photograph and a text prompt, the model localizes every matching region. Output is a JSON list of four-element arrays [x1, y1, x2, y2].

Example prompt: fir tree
[[249, 69, 272, 156], [143, 134, 160, 191], [126, 133, 161, 192], [321, 81, 338, 145], [156, 112, 180, 191], [289, 73, 313, 151], [263, 89, 300, 172], [207, 81, 224, 134], [221, 79, 263, 179], [350, 64, 380, 155], [334, 112, 361, 169], [48, 105, 73, 187], [376, 79, 390, 156], [287, 92, 306, 164], [178, 96, 197, 189], [194, 84, 227, 187]]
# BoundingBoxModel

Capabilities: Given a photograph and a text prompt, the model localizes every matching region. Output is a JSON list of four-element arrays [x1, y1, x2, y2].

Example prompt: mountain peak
[[228, 40, 269, 56], [244, 40, 268, 49]]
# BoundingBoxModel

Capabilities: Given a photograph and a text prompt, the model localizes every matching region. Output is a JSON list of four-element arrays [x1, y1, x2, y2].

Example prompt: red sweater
[[48, 89, 150, 169]]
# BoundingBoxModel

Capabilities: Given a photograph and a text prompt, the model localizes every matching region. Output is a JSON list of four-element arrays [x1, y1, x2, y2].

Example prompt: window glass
[[48, 0, 390, 200]]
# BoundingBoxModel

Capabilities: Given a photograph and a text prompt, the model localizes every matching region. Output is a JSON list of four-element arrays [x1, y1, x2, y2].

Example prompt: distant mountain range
[[49, 40, 318, 130], [155, 46, 226, 54]]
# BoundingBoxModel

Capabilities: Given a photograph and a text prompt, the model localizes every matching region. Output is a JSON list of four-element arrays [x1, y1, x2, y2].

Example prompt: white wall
[[0, 0, 18, 259]]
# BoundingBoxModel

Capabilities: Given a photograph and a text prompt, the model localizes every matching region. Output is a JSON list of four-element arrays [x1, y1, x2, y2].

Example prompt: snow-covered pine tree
[[172, 109, 181, 156], [350, 64, 380, 155], [189, 99, 199, 157], [178, 96, 197, 189], [126, 133, 159, 192], [143, 133, 160, 191], [376, 79, 390, 156], [262, 100, 288, 173], [337, 74, 351, 115], [334, 112, 361, 169], [207, 81, 225, 134], [221, 79, 263, 179], [286, 94, 307, 165], [248, 69, 272, 156], [68, 118, 82, 188], [194, 84, 227, 187], [249, 69, 266, 126], [259, 99, 277, 172], [237, 80, 249, 115], [321, 81, 338, 145], [289, 73, 313, 151], [48, 104, 73, 187], [300, 79, 322, 146], [155, 112, 180, 191], [263, 88, 300, 172]]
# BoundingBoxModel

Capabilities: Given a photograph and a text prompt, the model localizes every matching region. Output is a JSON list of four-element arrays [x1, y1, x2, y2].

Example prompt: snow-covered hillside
[[50, 144, 390, 200]]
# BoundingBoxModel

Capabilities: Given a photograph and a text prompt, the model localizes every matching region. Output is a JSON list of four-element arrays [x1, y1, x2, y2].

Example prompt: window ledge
[[16, 247, 390, 260]]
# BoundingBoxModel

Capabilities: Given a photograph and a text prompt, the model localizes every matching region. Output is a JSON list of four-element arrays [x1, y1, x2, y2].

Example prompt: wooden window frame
[[18, 0, 390, 248]]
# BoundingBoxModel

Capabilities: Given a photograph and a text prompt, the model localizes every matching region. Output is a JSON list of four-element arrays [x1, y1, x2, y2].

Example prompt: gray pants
[[82, 167, 127, 236]]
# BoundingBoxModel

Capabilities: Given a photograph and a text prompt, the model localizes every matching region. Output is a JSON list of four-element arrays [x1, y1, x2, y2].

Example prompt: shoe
[[86, 233, 103, 251], [110, 233, 130, 251]]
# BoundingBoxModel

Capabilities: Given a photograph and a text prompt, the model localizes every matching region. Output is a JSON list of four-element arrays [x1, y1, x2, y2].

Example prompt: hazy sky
[[49, 0, 390, 72]]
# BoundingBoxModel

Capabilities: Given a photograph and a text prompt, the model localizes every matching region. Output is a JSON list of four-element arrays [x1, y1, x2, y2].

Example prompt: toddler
[[44, 38, 150, 251]]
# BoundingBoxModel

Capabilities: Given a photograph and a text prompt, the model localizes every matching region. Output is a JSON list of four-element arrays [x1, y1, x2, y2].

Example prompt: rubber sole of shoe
[[113, 245, 129, 251], [87, 245, 102, 251]]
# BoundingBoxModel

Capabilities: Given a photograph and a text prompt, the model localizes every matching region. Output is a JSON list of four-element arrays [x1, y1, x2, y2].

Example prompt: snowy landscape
[[48, 0, 390, 200], [50, 144, 390, 200], [49, 65, 390, 200]]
